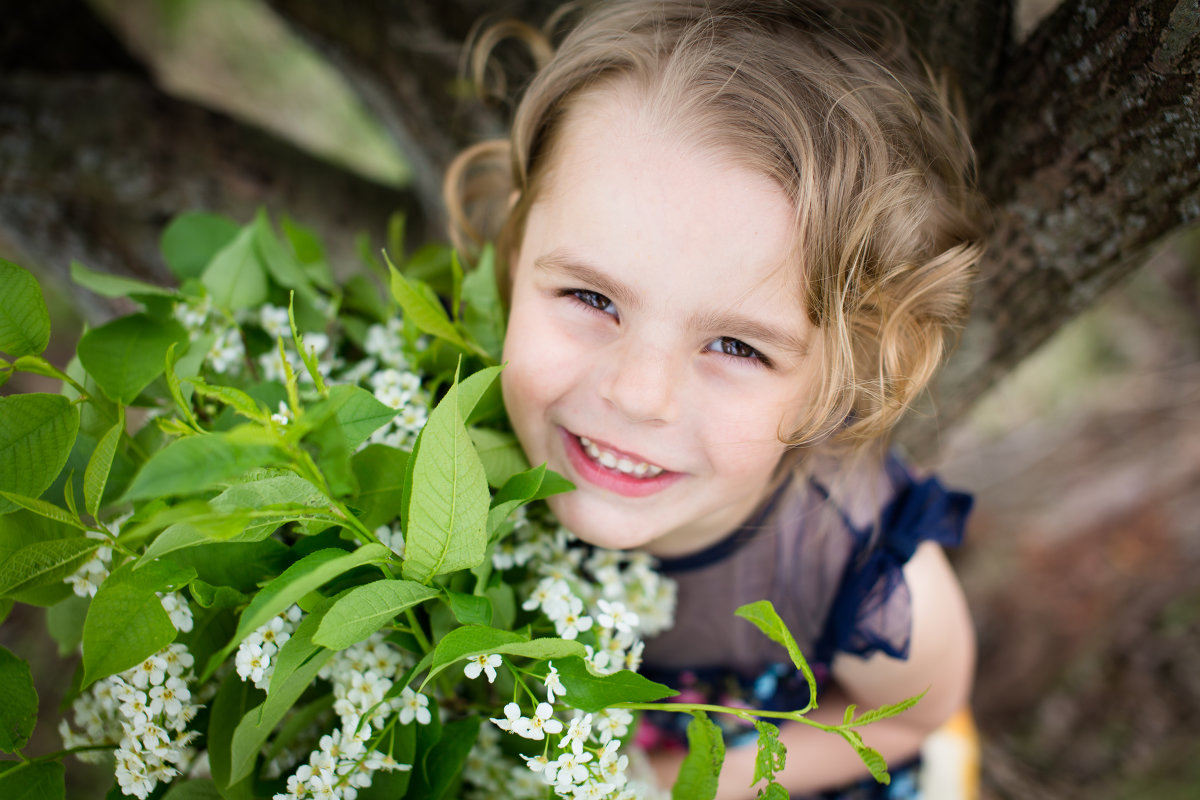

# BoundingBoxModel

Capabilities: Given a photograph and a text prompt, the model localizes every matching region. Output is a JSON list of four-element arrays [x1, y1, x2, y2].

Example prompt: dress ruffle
[[816, 455, 973, 663]]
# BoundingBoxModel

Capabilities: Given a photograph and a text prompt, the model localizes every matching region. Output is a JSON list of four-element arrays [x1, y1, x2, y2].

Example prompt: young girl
[[445, 1, 987, 797]]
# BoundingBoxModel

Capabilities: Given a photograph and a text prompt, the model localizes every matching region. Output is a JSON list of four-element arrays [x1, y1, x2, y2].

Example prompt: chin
[[545, 493, 663, 552]]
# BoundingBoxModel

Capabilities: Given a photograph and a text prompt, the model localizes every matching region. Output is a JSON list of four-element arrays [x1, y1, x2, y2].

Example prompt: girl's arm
[[650, 541, 976, 798]]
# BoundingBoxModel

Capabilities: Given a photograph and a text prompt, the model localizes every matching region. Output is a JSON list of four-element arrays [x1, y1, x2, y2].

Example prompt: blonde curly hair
[[445, 0, 987, 455]]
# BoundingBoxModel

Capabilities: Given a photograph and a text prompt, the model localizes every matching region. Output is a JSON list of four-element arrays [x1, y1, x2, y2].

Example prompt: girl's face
[[501, 92, 819, 557]]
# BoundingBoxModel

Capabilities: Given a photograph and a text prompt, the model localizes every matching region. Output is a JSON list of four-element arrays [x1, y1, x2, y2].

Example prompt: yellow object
[[919, 708, 981, 800]]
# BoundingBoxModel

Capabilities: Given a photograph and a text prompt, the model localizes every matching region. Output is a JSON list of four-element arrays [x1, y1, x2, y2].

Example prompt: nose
[[598, 334, 682, 424]]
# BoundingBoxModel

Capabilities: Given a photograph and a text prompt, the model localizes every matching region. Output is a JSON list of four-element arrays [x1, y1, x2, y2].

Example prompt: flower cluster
[[235, 605, 303, 691], [271, 633, 417, 799], [59, 644, 202, 798]]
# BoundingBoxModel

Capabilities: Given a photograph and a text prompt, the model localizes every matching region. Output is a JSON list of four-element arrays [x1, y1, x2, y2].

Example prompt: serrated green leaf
[[401, 377, 489, 584], [210, 473, 327, 513], [552, 656, 677, 713], [486, 464, 573, 535], [69, 260, 178, 299], [122, 428, 280, 501], [0, 645, 38, 752], [752, 719, 787, 787], [161, 211, 241, 281], [309, 384, 397, 450], [0, 393, 80, 514], [0, 492, 86, 530], [846, 736, 890, 784], [757, 782, 789, 800], [0, 260, 50, 357], [188, 379, 269, 423], [0, 761, 64, 800], [201, 224, 269, 310], [735, 600, 817, 708], [312, 579, 439, 651], [0, 537, 99, 598], [847, 689, 926, 727], [387, 254, 486, 358], [81, 559, 196, 687], [84, 406, 124, 518], [77, 313, 188, 404], [673, 712, 725, 800], [253, 209, 317, 299]]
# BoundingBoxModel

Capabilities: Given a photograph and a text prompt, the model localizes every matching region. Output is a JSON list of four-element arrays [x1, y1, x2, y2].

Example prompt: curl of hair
[[445, 0, 988, 456]]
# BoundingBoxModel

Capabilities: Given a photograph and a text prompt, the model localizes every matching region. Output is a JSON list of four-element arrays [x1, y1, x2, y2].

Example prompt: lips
[[559, 428, 682, 498]]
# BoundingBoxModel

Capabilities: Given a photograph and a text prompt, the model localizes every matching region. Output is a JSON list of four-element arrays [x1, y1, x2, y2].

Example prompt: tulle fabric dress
[[638, 454, 973, 799]]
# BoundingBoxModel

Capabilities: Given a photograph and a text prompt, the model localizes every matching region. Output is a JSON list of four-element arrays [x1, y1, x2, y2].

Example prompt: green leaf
[[757, 782, 790, 800], [673, 712, 725, 800], [210, 472, 327, 513], [0, 645, 38, 752], [0, 761, 64, 800], [455, 365, 503, 423], [752, 720, 787, 787], [160, 780, 223, 800], [207, 544, 391, 679], [351, 445, 409, 529], [138, 514, 263, 563], [253, 209, 317, 299], [0, 492, 86, 531], [69, 260, 177, 299], [0, 260, 50, 357], [401, 376, 489, 584], [735, 600, 817, 707], [84, 406, 124, 518], [467, 427, 530, 488], [46, 594, 89, 656], [487, 464, 573, 534], [81, 559, 196, 687], [422, 625, 525, 690], [312, 579, 439, 651], [445, 590, 492, 626], [201, 223, 269, 311], [161, 211, 241, 281], [408, 716, 480, 800], [207, 669, 258, 795], [387, 254, 485, 358], [310, 384, 397, 450], [554, 656, 677, 713], [188, 379, 270, 424], [0, 393, 80, 514], [845, 690, 926, 727], [77, 313, 188, 404], [121, 428, 280, 501], [0, 537, 99, 598], [460, 244, 506, 363]]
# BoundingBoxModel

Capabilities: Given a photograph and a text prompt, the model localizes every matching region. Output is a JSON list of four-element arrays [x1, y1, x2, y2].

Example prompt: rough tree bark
[[0, 0, 1196, 448]]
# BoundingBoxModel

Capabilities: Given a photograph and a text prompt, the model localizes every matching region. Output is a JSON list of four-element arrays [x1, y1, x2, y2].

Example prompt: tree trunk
[[0, 0, 1196, 444]]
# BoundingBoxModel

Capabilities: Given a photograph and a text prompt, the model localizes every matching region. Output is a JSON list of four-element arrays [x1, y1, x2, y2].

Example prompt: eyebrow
[[534, 250, 642, 311], [534, 248, 811, 358]]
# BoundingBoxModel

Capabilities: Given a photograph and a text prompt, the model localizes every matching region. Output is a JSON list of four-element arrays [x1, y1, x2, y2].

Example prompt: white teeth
[[576, 435, 664, 479]]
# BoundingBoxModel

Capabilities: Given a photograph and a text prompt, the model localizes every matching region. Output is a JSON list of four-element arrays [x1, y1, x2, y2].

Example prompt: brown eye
[[707, 337, 770, 367], [567, 289, 617, 316]]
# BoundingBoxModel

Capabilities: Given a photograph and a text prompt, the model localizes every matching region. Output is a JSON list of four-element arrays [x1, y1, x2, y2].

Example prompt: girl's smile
[[501, 86, 820, 557]]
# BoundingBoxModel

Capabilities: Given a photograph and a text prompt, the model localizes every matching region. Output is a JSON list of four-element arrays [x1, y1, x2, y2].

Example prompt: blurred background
[[1, 0, 1197, 798]]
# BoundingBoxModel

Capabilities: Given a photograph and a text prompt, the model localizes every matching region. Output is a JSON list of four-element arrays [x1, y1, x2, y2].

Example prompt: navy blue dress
[[638, 454, 972, 799]]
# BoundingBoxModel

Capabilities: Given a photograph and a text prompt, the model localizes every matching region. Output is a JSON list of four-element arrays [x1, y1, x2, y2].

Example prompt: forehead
[[528, 86, 805, 301]]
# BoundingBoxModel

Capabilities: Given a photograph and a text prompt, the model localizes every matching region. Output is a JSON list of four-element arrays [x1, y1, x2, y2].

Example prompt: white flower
[[463, 653, 502, 683], [131, 654, 167, 689], [548, 748, 592, 788], [544, 662, 566, 703], [559, 712, 592, 755], [597, 740, 629, 788], [554, 595, 594, 640], [398, 687, 431, 726], [572, 779, 616, 799], [596, 599, 639, 634], [490, 702, 524, 734], [235, 641, 268, 686], [159, 592, 193, 633], [259, 305, 291, 337], [207, 327, 245, 374], [594, 708, 633, 744], [518, 702, 563, 740], [147, 677, 189, 718]]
